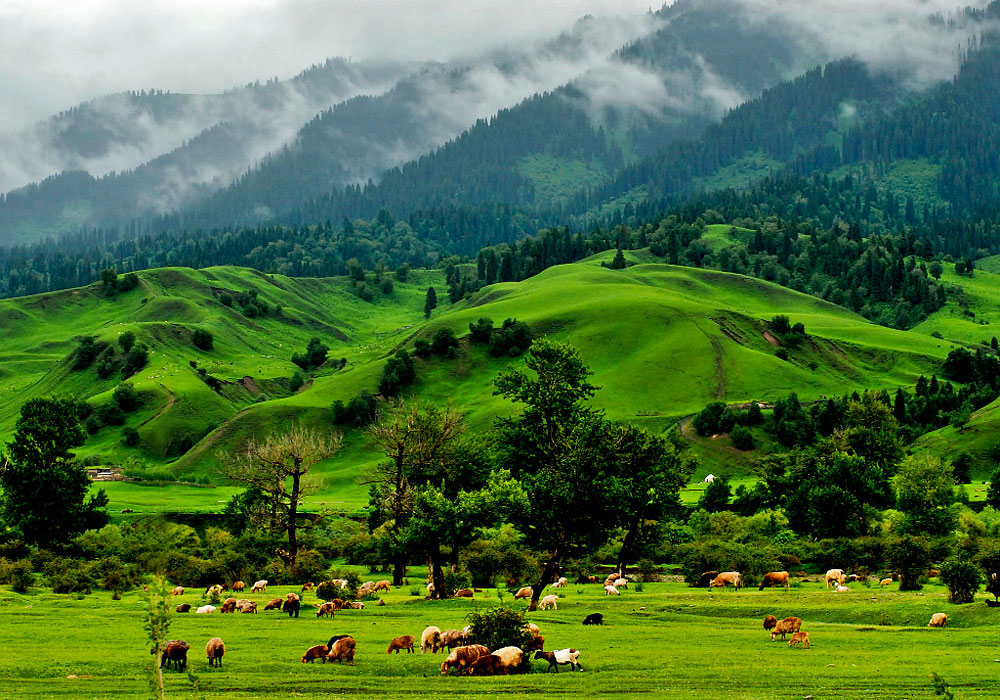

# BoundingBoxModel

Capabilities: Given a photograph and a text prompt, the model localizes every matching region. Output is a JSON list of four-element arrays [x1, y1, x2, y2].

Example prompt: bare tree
[[223, 425, 340, 564]]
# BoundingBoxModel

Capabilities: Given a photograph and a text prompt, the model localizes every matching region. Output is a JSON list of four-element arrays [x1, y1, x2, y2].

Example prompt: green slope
[[0, 258, 956, 513]]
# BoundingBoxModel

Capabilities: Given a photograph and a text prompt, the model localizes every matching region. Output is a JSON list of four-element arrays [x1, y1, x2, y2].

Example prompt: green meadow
[[2, 578, 997, 699]]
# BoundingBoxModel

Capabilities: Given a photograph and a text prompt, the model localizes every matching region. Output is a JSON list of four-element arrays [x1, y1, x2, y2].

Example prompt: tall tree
[[222, 425, 340, 565], [424, 286, 438, 318], [494, 339, 622, 609], [0, 397, 108, 546]]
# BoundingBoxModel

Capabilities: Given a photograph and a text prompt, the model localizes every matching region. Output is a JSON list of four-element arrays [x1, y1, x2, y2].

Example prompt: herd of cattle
[[152, 567, 953, 674]]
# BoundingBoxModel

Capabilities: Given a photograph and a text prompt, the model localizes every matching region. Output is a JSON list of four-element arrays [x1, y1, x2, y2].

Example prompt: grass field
[[2, 577, 998, 699]]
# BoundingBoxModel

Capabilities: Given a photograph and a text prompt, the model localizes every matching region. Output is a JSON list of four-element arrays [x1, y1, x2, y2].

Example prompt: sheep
[[539, 594, 559, 610], [470, 654, 505, 676], [159, 640, 190, 671], [440, 629, 467, 648], [534, 648, 583, 672], [206, 637, 225, 667], [582, 613, 604, 626], [453, 588, 474, 598], [285, 592, 300, 602], [326, 634, 352, 650], [825, 569, 846, 589], [492, 646, 525, 675], [316, 602, 336, 618], [514, 586, 533, 600], [372, 580, 391, 593], [282, 598, 300, 618], [170, 586, 184, 596], [550, 576, 568, 588], [263, 597, 282, 611], [763, 615, 778, 631], [175, 604, 191, 613], [231, 580, 246, 592], [880, 577, 893, 587], [196, 605, 216, 614], [421, 626, 443, 653], [788, 631, 811, 649], [301, 581, 314, 592], [440, 644, 490, 675], [358, 581, 375, 596], [928, 613, 948, 628], [238, 600, 257, 613], [205, 584, 224, 597], [604, 584, 620, 596], [250, 579, 268, 593], [709, 572, 742, 591], [770, 617, 802, 641], [345, 601, 364, 610], [613, 578, 628, 589], [386, 635, 415, 654], [758, 571, 790, 590], [327, 636, 356, 665], [523, 622, 540, 638], [835, 585, 851, 593], [329, 598, 344, 611], [220, 597, 238, 613], [301, 645, 328, 663]]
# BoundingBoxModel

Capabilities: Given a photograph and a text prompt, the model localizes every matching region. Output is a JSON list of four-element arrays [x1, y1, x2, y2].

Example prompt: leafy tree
[[892, 454, 955, 536], [121, 344, 148, 379], [698, 476, 732, 513], [192, 329, 213, 351], [98, 403, 126, 426], [952, 452, 973, 483], [938, 557, 982, 604], [469, 318, 494, 344], [431, 328, 459, 355], [122, 426, 140, 446], [608, 249, 627, 269], [730, 424, 755, 450], [466, 605, 533, 655], [291, 337, 328, 371], [378, 350, 416, 397], [0, 397, 109, 546], [100, 268, 118, 294], [692, 401, 733, 436], [223, 425, 341, 565], [771, 315, 792, 335], [885, 535, 931, 591], [424, 286, 438, 318], [487, 318, 532, 357], [288, 373, 304, 393], [73, 336, 100, 370], [332, 390, 379, 426], [395, 263, 411, 282], [112, 383, 141, 412], [118, 331, 136, 354], [493, 339, 624, 609], [986, 466, 1000, 510]]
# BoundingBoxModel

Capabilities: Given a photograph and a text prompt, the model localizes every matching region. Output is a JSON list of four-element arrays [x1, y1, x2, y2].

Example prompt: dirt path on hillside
[[139, 384, 175, 427]]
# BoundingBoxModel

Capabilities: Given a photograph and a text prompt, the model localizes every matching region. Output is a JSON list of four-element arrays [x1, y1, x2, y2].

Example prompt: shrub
[[730, 424, 755, 450], [292, 337, 328, 371], [192, 329, 214, 351], [488, 318, 532, 357], [98, 403, 126, 426], [987, 467, 1000, 509], [885, 535, 931, 591], [93, 555, 140, 596], [938, 558, 983, 604], [118, 331, 136, 354], [469, 318, 494, 344], [46, 558, 95, 594], [121, 344, 148, 379], [698, 477, 732, 512], [692, 401, 734, 436], [443, 569, 472, 597], [73, 337, 101, 370], [122, 426, 140, 446], [113, 383, 141, 412], [289, 373, 304, 393], [466, 605, 533, 653], [775, 348, 789, 361], [431, 328, 459, 355], [331, 390, 379, 426], [771, 315, 791, 335], [378, 350, 415, 397], [0, 558, 34, 593], [324, 569, 361, 599]]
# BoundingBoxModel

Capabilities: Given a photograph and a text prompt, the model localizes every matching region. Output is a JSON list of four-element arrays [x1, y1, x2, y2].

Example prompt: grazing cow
[[825, 569, 846, 589], [263, 597, 283, 611], [788, 631, 811, 649], [582, 613, 604, 626], [206, 637, 225, 667], [928, 613, 948, 628], [758, 571, 790, 590], [770, 617, 802, 641], [763, 615, 778, 631], [301, 645, 328, 663], [709, 572, 742, 591], [231, 581, 246, 592], [327, 637, 356, 665], [386, 635, 415, 654], [316, 602, 336, 618], [282, 598, 300, 618], [440, 645, 490, 675]]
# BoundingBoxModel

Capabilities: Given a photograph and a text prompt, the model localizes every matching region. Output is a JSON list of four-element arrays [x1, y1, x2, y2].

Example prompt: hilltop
[[0, 255, 959, 513]]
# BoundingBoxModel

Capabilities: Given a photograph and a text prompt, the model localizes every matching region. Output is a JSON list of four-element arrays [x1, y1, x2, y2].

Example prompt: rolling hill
[[0, 252, 962, 513]]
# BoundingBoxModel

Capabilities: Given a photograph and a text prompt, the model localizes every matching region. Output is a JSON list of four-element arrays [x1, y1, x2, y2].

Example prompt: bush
[[98, 403, 126, 426], [469, 318, 494, 344], [775, 348, 789, 361], [771, 315, 791, 335], [192, 329, 214, 351], [466, 605, 533, 654], [292, 337, 329, 372], [93, 555, 140, 596], [331, 390, 379, 426], [324, 569, 362, 599], [698, 477, 732, 512], [938, 558, 983, 604], [987, 467, 1000, 510], [122, 426, 140, 446], [118, 331, 136, 354], [692, 401, 734, 436], [488, 318, 532, 357], [121, 344, 148, 379], [289, 373, 304, 393], [112, 383, 141, 412], [73, 337, 101, 370], [431, 328, 459, 355], [0, 558, 34, 593], [379, 350, 416, 397], [46, 558, 95, 594], [730, 424, 755, 450]]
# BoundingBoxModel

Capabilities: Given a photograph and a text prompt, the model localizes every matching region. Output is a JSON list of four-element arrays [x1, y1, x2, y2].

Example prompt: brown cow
[[763, 615, 778, 631], [758, 571, 790, 590], [386, 635, 415, 654], [263, 597, 282, 611], [301, 645, 328, 663], [440, 644, 491, 675], [219, 597, 238, 613], [231, 580, 246, 592], [316, 602, 336, 618], [788, 631, 811, 648], [709, 572, 742, 591], [770, 617, 803, 641]]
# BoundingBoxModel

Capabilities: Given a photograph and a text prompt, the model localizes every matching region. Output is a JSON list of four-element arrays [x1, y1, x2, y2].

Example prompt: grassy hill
[[0, 255, 961, 513]]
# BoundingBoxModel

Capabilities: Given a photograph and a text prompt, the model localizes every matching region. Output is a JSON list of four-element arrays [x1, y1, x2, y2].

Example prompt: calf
[[386, 635, 415, 654], [788, 631, 810, 649]]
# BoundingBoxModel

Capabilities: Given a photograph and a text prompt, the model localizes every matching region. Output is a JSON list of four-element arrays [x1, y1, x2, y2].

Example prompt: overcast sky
[[0, 0, 657, 133]]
